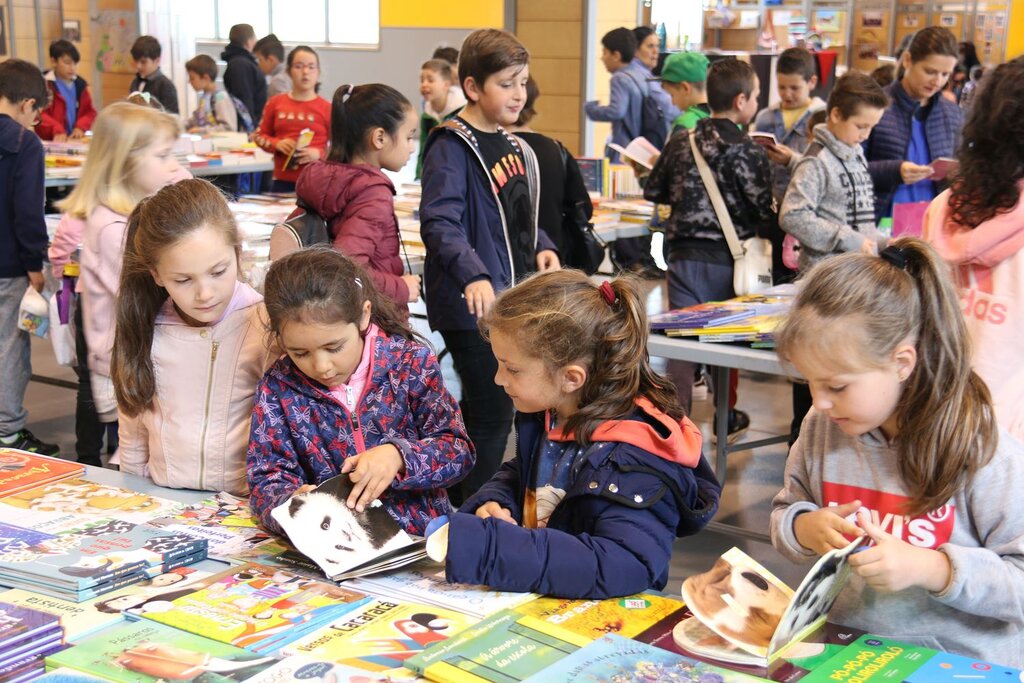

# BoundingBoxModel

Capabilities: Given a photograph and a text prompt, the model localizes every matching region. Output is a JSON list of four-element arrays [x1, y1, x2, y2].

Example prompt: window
[[196, 0, 379, 47], [328, 2, 380, 45], [271, 0, 325, 44], [218, 0, 269, 40]]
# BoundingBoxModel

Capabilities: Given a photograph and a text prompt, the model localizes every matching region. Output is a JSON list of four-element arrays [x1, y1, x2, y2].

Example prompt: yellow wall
[[381, 0, 504, 28], [1008, 1, 1024, 60]]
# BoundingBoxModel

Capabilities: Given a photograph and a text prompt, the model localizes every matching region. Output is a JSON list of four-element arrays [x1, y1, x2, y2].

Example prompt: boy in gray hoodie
[[780, 71, 889, 271]]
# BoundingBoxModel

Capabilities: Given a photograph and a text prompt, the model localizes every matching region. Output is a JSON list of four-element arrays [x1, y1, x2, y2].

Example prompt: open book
[[608, 136, 661, 169], [749, 131, 778, 148], [679, 537, 865, 666], [283, 128, 314, 169], [270, 474, 427, 581]]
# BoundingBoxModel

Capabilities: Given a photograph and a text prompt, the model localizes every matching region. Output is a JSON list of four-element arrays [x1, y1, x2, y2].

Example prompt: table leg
[[713, 364, 730, 477]]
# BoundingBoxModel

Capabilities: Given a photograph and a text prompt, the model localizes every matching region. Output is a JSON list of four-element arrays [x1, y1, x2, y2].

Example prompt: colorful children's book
[[0, 601, 63, 654], [0, 478, 183, 530], [270, 474, 427, 582], [227, 537, 330, 581], [241, 657, 387, 683], [282, 599, 478, 675], [681, 538, 865, 666], [513, 592, 685, 641], [407, 608, 591, 683], [134, 562, 370, 654], [32, 667, 108, 682], [0, 449, 83, 499], [801, 633, 1023, 682], [521, 633, 765, 682], [145, 492, 270, 560], [45, 620, 279, 682], [347, 560, 538, 619]]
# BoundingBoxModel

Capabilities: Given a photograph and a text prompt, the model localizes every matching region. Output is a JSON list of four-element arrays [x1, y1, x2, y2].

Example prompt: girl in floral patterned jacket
[[247, 248, 474, 536]]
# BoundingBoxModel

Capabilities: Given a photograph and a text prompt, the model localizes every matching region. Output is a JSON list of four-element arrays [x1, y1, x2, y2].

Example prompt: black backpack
[[269, 198, 329, 260], [623, 70, 669, 150]]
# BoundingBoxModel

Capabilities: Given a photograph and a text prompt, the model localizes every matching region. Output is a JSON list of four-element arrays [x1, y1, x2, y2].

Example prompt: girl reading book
[[246, 247, 473, 536], [425, 270, 721, 599], [770, 238, 1024, 666]]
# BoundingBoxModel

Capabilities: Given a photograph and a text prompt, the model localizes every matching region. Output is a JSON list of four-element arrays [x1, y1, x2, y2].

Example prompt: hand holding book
[[793, 499, 865, 555], [340, 444, 404, 512], [847, 510, 952, 593]]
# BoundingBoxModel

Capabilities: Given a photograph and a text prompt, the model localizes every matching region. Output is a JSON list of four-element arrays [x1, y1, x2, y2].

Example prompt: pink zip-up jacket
[[79, 205, 130, 379], [923, 183, 1024, 440], [118, 282, 278, 495]]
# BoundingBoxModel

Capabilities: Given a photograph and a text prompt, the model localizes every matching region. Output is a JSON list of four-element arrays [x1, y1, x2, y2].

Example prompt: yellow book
[[513, 592, 685, 641]]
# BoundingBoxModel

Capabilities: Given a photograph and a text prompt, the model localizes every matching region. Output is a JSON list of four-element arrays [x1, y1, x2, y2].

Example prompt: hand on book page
[[846, 510, 952, 593], [793, 500, 866, 555]]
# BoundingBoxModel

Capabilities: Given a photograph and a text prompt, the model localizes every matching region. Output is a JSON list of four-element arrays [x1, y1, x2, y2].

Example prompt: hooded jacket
[[221, 44, 267, 129], [780, 126, 885, 270], [296, 161, 409, 312], [35, 72, 97, 141], [118, 282, 276, 495], [247, 329, 475, 536], [0, 115, 45, 279], [446, 399, 721, 599], [644, 117, 776, 262], [923, 184, 1024, 440], [416, 86, 465, 180]]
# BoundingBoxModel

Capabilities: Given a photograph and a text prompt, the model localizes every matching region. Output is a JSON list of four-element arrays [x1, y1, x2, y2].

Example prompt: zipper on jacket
[[198, 341, 219, 488]]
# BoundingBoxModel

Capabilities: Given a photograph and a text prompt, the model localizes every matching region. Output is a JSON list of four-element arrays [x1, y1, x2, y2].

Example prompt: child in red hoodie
[[295, 84, 421, 314], [425, 270, 722, 599]]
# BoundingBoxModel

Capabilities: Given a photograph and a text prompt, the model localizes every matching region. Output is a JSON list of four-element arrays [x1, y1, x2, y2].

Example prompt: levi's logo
[[823, 481, 955, 549]]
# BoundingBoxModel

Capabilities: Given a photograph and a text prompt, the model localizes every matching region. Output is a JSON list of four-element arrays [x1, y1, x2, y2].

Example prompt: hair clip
[[353, 277, 362, 288], [342, 83, 355, 102], [598, 281, 617, 306], [880, 246, 908, 270]]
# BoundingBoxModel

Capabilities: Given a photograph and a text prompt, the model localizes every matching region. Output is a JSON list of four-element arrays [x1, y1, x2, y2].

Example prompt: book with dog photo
[[680, 537, 865, 665], [270, 474, 428, 582]]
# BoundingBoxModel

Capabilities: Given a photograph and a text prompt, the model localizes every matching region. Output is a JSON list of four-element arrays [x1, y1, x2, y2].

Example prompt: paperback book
[[45, 620, 279, 682], [0, 479, 183, 531], [513, 592, 685, 641], [228, 537, 331, 582], [681, 538, 865, 666], [146, 492, 270, 560], [134, 562, 370, 654], [282, 599, 478, 675], [270, 474, 427, 581], [0, 449, 83, 499]]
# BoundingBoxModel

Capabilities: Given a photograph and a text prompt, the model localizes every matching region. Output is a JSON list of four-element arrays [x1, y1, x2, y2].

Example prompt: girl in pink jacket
[[923, 57, 1024, 441], [112, 179, 276, 495]]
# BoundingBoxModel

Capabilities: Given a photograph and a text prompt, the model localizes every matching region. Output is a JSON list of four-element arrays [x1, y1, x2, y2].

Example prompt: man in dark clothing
[[221, 23, 267, 131]]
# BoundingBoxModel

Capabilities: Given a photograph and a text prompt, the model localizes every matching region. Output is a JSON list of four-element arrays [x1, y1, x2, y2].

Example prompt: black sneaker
[[0, 429, 60, 457], [711, 409, 750, 445]]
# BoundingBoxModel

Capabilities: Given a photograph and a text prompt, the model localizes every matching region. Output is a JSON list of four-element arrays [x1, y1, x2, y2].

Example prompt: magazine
[[0, 449, 83, 499], [270, 474, 427, 581], [681, 537, 865, 665]]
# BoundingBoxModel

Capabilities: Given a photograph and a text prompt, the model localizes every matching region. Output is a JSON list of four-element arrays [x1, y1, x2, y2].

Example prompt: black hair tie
[[880, 245, 908, 271]]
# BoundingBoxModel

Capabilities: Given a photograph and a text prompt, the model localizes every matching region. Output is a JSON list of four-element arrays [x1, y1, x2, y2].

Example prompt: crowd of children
[[2, 20, 1023, 669]]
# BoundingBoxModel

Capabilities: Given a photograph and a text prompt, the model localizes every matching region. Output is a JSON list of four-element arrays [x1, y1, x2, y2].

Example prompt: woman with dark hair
[[864, 26, 963, 219], [923, 56, 1024, 441], [958, 41, 981, 73]]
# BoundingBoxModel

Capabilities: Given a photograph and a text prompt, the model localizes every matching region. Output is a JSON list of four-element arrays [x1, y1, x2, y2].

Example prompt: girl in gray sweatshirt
[[770, 238, 1024, 668]]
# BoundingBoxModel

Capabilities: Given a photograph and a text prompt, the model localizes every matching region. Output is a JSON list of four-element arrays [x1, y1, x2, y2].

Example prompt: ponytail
[[327, 83, 412, 164]]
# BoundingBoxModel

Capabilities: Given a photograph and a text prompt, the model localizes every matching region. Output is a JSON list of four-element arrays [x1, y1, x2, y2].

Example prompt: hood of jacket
[[812, 124, 865, 163], [547, 397, 703, 468], [221, 44, 256, 64], [155, 280, 263, 326], [295, 160, 395, 221], [0, 115, 27, 154], [424, 87, 466, 122], [926, 183, 1024, 269], [266, 327, 389, 402]]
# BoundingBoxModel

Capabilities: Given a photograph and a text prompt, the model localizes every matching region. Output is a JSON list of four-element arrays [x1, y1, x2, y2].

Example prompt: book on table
[[269, 473, 428, 582], [512, 591, 686, 641], [144, 491, 271, 561], [679, 537, 865, 667], [0, 449, 83, 499]]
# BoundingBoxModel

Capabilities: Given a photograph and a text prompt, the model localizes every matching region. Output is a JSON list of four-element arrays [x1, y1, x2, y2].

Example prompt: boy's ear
[[807, 74, 818, 90], [462, 76, 481, 103], [733, 92, 747, 112]]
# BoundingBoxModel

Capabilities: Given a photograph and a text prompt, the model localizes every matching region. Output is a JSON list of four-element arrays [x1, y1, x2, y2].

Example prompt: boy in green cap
[[653, 52, 710, 133]]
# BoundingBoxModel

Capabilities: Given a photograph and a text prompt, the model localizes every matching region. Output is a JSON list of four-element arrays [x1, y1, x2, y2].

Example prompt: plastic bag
[[17, 286, 49, 338], [48, 280, 76, 366]]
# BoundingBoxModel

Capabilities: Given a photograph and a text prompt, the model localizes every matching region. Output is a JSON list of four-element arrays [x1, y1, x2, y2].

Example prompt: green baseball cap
[[654, 52, 709, 84]]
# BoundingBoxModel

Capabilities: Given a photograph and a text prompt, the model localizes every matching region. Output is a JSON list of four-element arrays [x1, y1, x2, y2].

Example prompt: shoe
[[711, 409, 750, 445], [0, 429, 60, 457], [692, 376, 709, 403]]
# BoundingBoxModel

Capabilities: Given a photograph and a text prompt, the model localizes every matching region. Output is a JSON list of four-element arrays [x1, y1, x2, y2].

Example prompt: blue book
[[0, 601, 63, 655], [0, 630, 64, 667]]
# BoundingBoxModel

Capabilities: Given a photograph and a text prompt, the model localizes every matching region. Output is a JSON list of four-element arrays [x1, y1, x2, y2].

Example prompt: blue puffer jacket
[[445, 399, 721, 599], [419, 120, 556, 332], [864, 80, 963, 219]]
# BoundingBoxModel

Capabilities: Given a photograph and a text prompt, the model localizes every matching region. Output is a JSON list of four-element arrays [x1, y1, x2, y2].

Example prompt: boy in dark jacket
[[221, 23, 267, 131], [129, 35, 179, 114], [644, 58, 775, 431], [419, 28, 559, 505], [0, 60, 60, 456], [35, 40, 97, 142]]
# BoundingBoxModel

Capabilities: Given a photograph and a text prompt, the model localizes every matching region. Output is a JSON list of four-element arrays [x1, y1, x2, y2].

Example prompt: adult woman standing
[[864, 27, 962, 220]]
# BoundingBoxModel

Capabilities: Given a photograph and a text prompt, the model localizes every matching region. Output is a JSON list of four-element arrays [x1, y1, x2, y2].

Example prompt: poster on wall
[[94, 10, 138, 73], [62, 19, 81, 42], [939, 14, 957, 27], [861, 12, 883, 27], [902, 14, 921, 28]]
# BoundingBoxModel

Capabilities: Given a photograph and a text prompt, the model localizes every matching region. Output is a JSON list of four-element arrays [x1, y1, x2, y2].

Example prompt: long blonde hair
[[776, 237, 997, 516], [57, 101, 180, 219]]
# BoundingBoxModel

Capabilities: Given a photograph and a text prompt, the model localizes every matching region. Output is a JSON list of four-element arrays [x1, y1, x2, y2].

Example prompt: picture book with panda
[[680, 536, 865, 666], [270, 474, 427, 582]]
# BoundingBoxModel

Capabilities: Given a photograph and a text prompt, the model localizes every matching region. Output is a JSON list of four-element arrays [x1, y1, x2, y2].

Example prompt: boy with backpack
[[221, 23, 267, 132]]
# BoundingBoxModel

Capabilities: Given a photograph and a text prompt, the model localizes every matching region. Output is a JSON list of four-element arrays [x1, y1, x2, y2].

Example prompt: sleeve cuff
[[931, 544, 963, 601], [778, 501, 820, 558]]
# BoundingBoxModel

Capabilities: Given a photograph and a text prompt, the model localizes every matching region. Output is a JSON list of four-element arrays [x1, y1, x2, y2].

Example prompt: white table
[[45, 160, 275, 188]]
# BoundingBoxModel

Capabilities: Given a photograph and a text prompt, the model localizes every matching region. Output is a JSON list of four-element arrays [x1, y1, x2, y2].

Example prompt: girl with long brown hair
[[424, 270, 721, 599], [112, 178, 275, 495], [771, 237, 1024, 665]]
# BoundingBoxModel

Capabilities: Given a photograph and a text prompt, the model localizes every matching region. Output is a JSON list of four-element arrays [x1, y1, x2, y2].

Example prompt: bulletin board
[[852, 7, 890, 72], [973, 4, 1009, 64], [894, 11, 926, 49]]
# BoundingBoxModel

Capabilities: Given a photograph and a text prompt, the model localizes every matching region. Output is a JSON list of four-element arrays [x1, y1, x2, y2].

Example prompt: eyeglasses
[[291, 63, 319, 72]]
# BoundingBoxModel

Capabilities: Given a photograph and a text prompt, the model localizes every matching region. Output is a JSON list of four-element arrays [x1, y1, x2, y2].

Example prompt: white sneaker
[[692, 376, 709, 402]]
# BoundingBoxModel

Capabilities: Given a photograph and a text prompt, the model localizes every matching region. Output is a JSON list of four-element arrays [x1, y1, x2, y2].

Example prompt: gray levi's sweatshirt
[[779, 126, 886, 271], [771, 409, 1024, 667]]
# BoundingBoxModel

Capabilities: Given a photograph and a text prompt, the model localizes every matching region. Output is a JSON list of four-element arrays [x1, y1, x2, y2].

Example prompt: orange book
[[0, 448, 84, 499]]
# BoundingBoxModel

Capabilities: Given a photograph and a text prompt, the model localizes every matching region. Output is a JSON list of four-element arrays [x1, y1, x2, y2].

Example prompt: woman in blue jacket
[[425, 271, 721, 599], [864, 27, 963, 219]]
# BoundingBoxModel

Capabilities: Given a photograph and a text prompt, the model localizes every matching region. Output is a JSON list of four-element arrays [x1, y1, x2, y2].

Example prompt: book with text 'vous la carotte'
[[680, 537, 865, 668], [0, 449, 83, 499]]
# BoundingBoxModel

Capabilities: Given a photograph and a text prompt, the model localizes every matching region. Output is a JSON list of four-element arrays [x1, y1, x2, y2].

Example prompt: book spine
[[73, 570, 151, 601], [155, 538, 209, 563]]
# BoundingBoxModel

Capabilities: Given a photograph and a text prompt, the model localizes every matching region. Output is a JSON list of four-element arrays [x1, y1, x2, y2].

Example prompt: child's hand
[[475, 502, 517, 525], [402, 274, 421, 302], [765, 142, 795, 166], [900, 161, 934, 184], [294, 147, 321, 164], [535, 250, 560, 272], [848, 511, 952, 593], [859, 238, 879, 256], [464, 280, 495, 317], [70, 128, 85, 140], [341, 444, 405, 512], [53, 133, 68, 143], [792, 500, 865, 555], [276, 138, 297, 155]]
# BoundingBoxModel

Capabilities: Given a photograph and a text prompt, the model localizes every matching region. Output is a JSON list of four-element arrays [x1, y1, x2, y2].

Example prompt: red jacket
[[35, 73, 98, 140], [296, 160, 410, 312]]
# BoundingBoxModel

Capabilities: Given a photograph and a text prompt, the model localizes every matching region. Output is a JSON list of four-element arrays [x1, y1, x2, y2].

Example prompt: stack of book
[[0, 449, 84, 499], [0, 601, 66, 682], [649, 287, 796, 346]]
